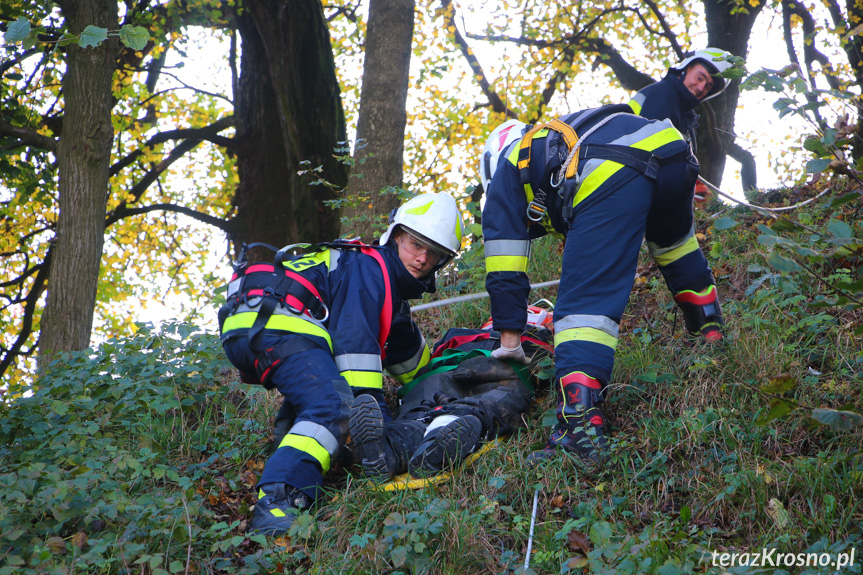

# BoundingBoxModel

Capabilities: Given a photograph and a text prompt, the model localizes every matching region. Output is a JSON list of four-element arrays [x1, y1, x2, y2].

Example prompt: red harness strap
[[359, 246, 393, 359]]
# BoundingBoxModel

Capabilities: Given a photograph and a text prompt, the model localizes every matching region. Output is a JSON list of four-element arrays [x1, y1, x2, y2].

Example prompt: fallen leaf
[[46, 536, 65, 554], [567, 529, 591, 555], [550, 495, 565, 509], [767, 498, 789, 529], [71, 532, 87, 548]]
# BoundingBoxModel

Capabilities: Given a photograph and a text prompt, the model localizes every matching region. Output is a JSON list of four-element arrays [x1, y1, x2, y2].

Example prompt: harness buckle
[[549, 167, 565, 189], [526, 201, 546, 223]]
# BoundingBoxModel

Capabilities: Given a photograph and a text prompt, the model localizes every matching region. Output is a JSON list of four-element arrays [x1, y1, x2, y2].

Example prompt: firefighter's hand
[[491, 343, 530, 365]]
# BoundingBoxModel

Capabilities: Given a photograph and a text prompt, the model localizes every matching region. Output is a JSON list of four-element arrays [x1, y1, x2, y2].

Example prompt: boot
[[673, 284, 724, 341], [249, 483, 312, 536], [350, 394, 425, 479], [530, 372, 608, 462], [408, 414, 482, 476]]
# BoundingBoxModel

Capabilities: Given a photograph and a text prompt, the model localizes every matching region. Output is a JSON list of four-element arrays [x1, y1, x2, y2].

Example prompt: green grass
[[1, 192, 861, 574]]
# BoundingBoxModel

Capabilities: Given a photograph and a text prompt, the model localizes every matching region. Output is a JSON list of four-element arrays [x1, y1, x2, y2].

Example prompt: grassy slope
[[1, 187, 860, 574]]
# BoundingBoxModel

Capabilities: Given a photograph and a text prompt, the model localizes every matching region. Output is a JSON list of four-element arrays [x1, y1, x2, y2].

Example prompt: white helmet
[[379, 193, 465, 268], [670, 48, 734, 101], [480, 119, 529, 191]]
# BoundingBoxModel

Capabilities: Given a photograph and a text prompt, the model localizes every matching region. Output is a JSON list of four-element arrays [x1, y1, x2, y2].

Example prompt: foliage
[[741, 67, 860, 176], [0, 2, 236, 383], [1, 178, 861, 573], [0, 323, 281, 574]]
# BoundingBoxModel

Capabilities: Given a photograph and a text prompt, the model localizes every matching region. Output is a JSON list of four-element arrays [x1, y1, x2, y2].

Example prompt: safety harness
[[221, 240, 393, 387], [514, 104, 691, 230]]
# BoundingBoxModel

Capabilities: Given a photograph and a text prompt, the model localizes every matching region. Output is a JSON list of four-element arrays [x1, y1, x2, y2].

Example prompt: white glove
[[491, 343, 530, 365]]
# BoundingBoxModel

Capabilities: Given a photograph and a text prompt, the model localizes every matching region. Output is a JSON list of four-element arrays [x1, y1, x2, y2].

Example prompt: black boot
[[409, 414, 483, 476], [673, 284, 724, 341], [530, 372, 608, 462], [250, 483, 312, 536], [350, 394, 425, 479]]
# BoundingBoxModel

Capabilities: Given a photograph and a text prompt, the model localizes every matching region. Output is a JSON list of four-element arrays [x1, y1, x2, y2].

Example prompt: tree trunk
[[231, 0, 346, 259], [341, 0, 416, 242], [696, 0, 765, 187], [39, 0, 117, 367]]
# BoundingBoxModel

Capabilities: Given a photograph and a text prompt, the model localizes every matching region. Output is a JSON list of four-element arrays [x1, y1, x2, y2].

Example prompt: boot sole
[[349, 396, 388, 478], [411, 415, 482, 474]]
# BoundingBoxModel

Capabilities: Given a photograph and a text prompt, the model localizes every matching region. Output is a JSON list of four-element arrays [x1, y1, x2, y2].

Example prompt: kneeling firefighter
[[480, 106, 724, 462], [219, 193, 464, 535]]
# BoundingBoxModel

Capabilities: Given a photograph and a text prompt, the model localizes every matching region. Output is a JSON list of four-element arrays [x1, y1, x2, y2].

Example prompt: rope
[[700, 175, 832, 217], [554, 112, 633, 186], [410, 280, 560, 312]]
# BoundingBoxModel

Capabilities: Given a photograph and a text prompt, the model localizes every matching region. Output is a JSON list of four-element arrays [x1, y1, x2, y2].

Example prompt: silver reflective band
[[290, 421, 340, 455], [554, 314, 619, 338], [387, 337, 427, 375], [335, 353, 382, 373], [485, 239, 531, 258], [647, 224, 696, 257]]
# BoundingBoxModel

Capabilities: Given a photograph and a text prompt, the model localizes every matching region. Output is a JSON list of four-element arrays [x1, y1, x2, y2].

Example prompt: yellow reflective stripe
[[554, 327, 618, 350], [279, 433, 331, 472], [654, 235, 700, 266], [574, 127, 681, 208], [391, 345, 431, 384], [342, 370, 383, 390], [627, 99, 642, 115], [221, 311, 332, 351], [486, 255, 529, 273]]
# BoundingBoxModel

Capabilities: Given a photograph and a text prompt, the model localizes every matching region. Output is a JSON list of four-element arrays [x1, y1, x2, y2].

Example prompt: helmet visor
[[398, 229, 449, 265]]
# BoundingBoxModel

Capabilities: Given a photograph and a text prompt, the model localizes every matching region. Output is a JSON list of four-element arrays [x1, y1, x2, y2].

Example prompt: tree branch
[[727, 142, 758, 191], [0, 119, 58, 152], [0, 249, 50, 379], [441, 0, 518, 119], [641, 0, 684, 58], [584, 37, 655, 91], [105, 202, 233, 232], [109, 115, 235, 176]]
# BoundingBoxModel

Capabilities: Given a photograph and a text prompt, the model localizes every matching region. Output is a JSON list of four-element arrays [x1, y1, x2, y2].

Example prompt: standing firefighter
[[626, 48, 734, 147], [480, 106, 724, 461], [219, 193, 464, 535]]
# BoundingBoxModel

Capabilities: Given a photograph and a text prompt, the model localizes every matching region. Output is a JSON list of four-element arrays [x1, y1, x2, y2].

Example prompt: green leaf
[[4, 17, 31, 43], [803, 137, 828, 156], [588, 521, 612, 545], [57, 33, 78, 47], [540, 407, 557, 427], [805, 158, 832, 174], [679, 505, 691, 524], [78, 25, 108, 48], [391, 545, 409, 567], [467, 223, 483, 237], [761, 374, 797, 394], [811, 408, 863, 431], [713, 217, 738, 230], [119, 25, 149, 51], [657, 563, 683, 575], [770, 219, 804, 233], [830, 192, 861, 208], [827, 219, 853, 239], [754, 398, 797, 426], [767, 252, 803, 273]]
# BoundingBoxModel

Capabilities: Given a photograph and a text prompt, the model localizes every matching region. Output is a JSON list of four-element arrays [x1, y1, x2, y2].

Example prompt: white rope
[[410, 280, 560, 312], [524, 488, 540, 571], [553, 112, 633, 186], [699, 175, 832, 217]]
